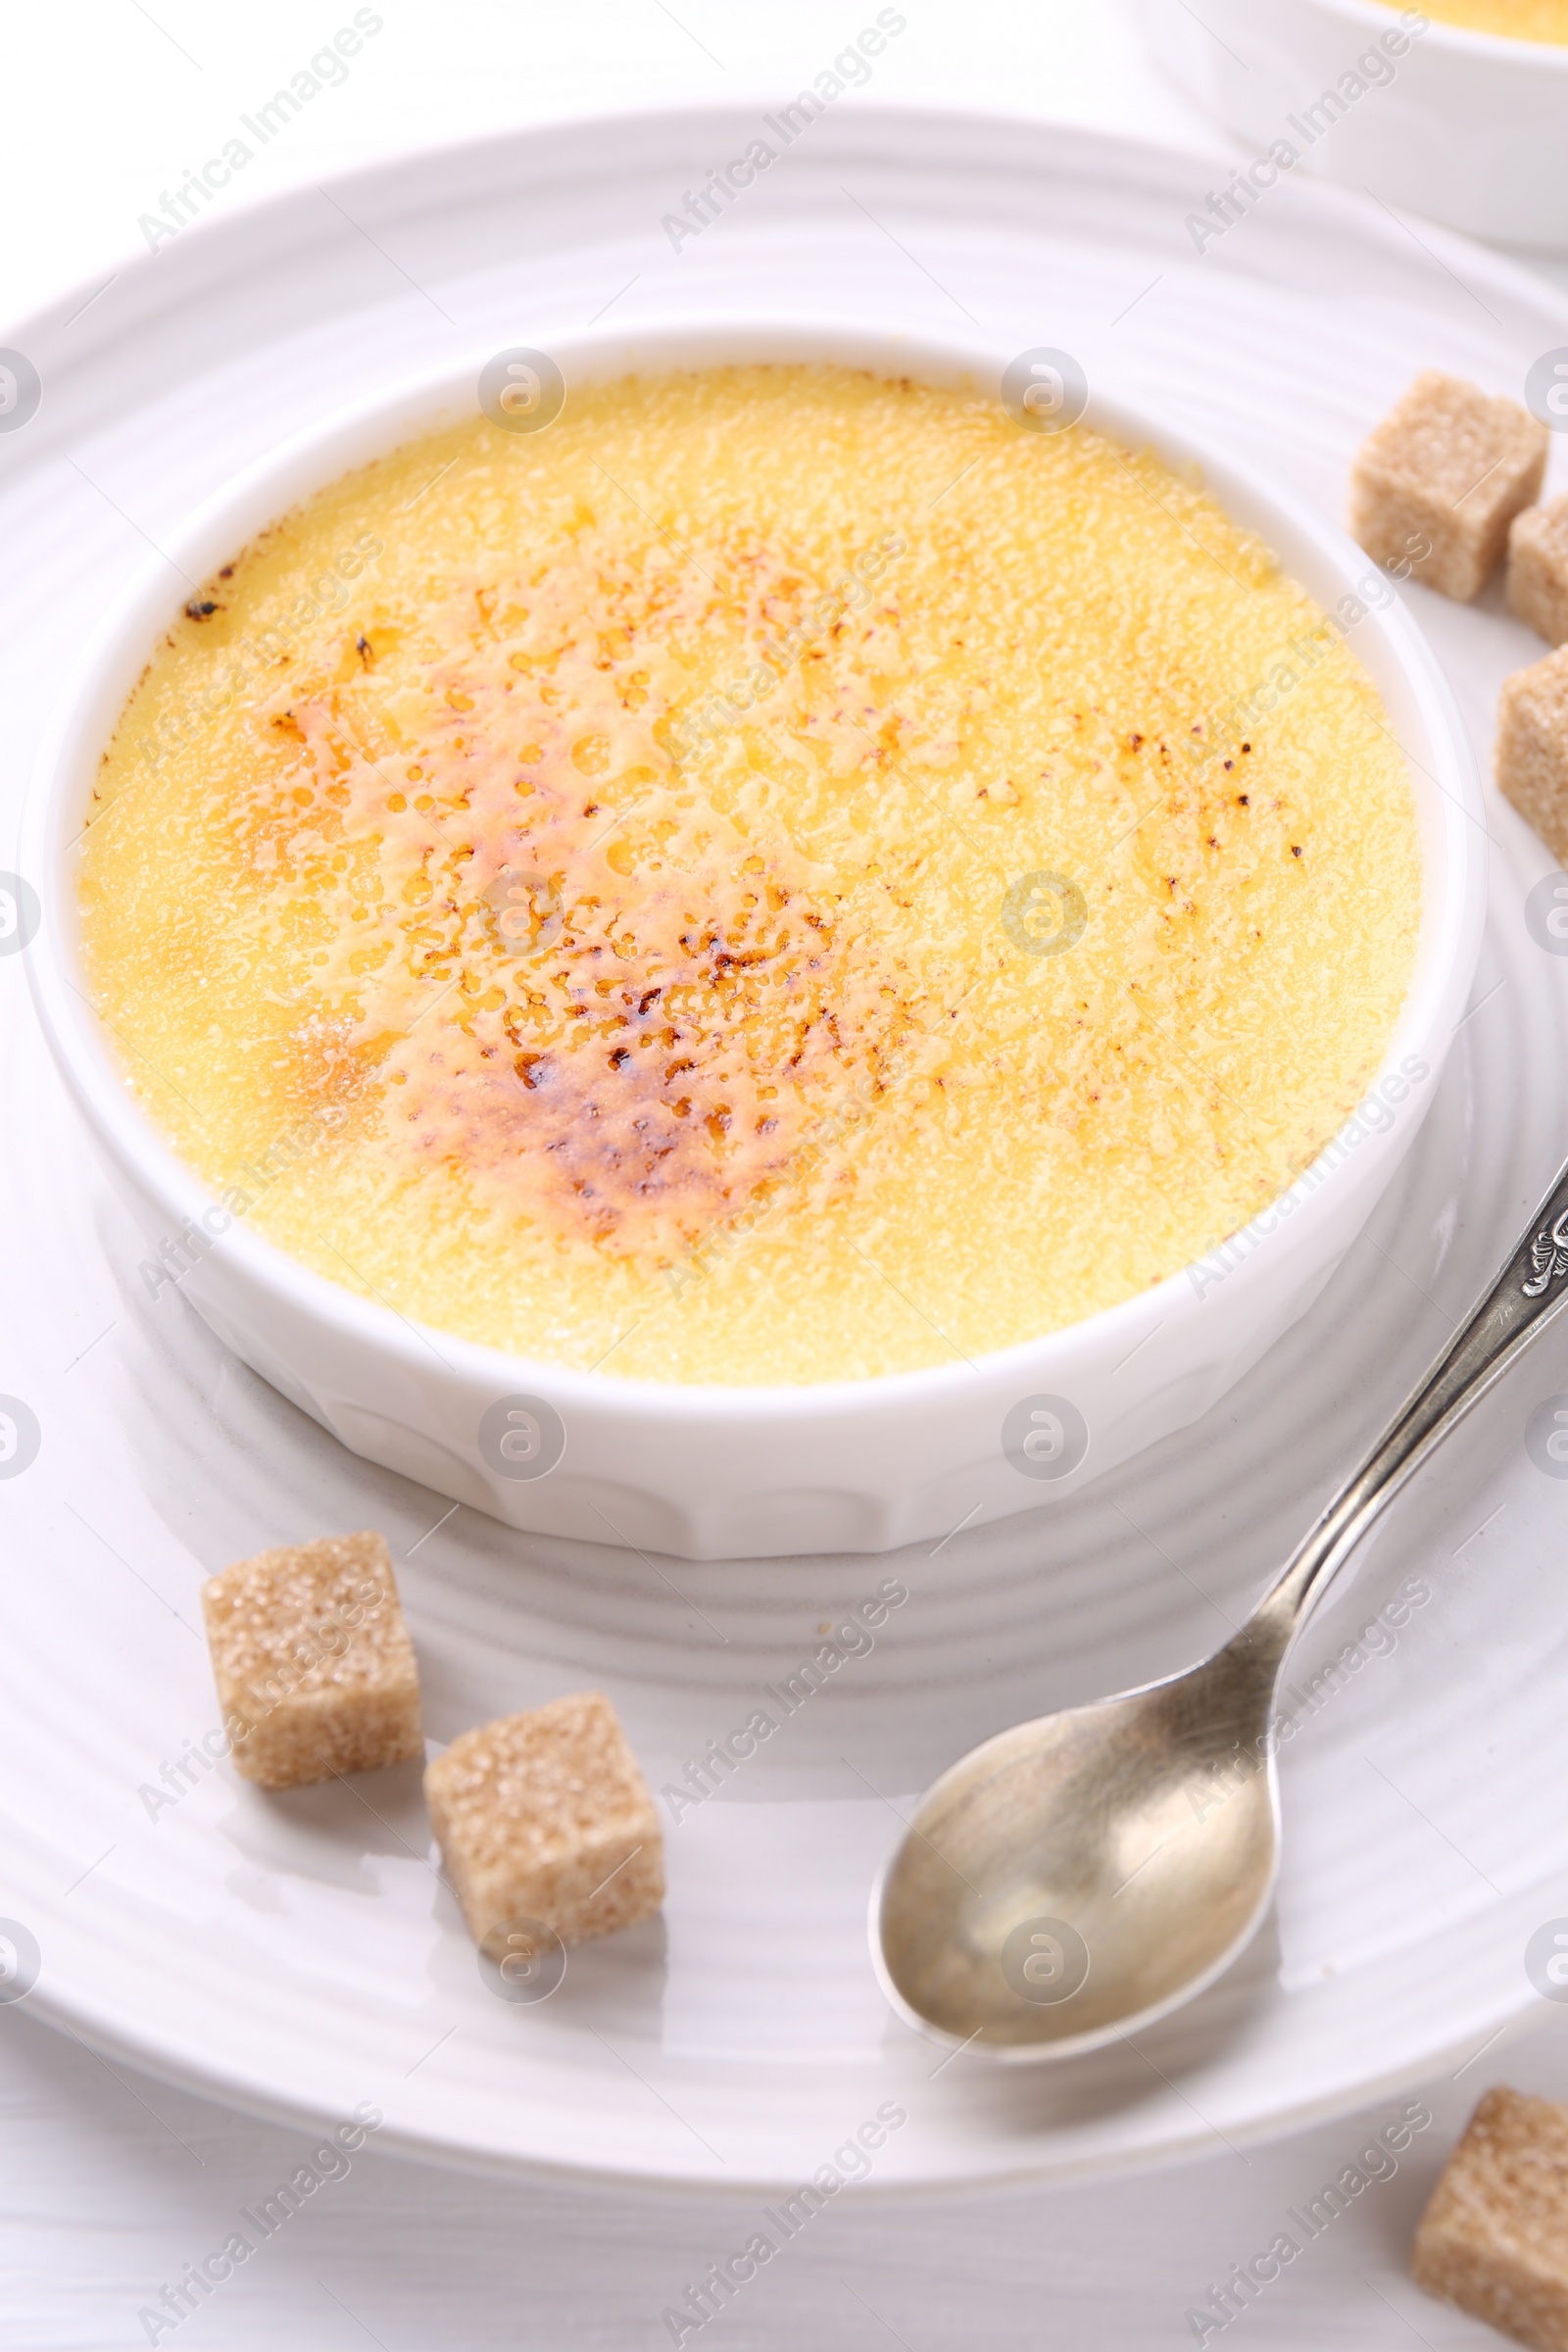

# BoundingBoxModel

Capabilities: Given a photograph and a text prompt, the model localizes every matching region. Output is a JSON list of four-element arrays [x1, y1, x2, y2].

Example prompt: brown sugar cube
[[1349, 369, 1548, 602], [1413, 2086, 1568, 2349], [202, 1531, 422, 1790], [1496, 643, 1568, 859], [1509, 496, 1568, 645], [424, 1693, 663, 1948]]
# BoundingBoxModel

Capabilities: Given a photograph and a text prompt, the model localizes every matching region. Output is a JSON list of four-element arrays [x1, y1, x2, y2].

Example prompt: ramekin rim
[[1285, 0, 1568, 65], [22, 312, 1486, 1420]]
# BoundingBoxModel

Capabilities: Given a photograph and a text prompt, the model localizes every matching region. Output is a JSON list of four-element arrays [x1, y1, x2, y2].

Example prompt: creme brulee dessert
[[78, 366, 1420, 1385], [1372, 0, 1568, 37]]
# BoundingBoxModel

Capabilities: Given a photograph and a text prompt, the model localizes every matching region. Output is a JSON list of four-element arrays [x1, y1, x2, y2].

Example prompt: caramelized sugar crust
[[78, 366, 1421, 1384]]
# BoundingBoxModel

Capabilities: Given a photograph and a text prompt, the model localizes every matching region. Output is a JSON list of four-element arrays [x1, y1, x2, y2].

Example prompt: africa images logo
[[1526, 348, 1568, 432], [477, 1394, 566, 1481]]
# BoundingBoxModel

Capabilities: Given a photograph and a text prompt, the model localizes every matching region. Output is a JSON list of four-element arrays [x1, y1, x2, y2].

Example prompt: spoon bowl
[[875, 1630, 1285, 2056]]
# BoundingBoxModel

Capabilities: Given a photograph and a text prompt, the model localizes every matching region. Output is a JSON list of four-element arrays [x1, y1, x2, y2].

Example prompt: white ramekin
[[23, 319, 1485, 1561], [1138, 0, 1568, 249]]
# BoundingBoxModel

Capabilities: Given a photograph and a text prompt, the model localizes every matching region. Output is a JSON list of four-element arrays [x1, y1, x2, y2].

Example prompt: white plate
[[4, 106, 1568, 2193]]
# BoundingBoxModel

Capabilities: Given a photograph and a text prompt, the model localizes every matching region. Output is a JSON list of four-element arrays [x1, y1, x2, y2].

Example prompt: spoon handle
[[1262, 1148, 1568, 1637]]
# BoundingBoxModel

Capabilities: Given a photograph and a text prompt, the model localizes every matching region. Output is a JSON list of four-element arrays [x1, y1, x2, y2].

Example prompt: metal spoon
[[873, 1152, 1568, 2061]]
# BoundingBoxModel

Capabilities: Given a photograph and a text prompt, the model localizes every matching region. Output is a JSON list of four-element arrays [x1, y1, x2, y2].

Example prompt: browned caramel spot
[[234, 537, 923, 1261]]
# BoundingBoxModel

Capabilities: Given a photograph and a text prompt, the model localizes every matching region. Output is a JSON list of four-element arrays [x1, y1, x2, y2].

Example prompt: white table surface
[[5, 4, 1568, 2345]]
